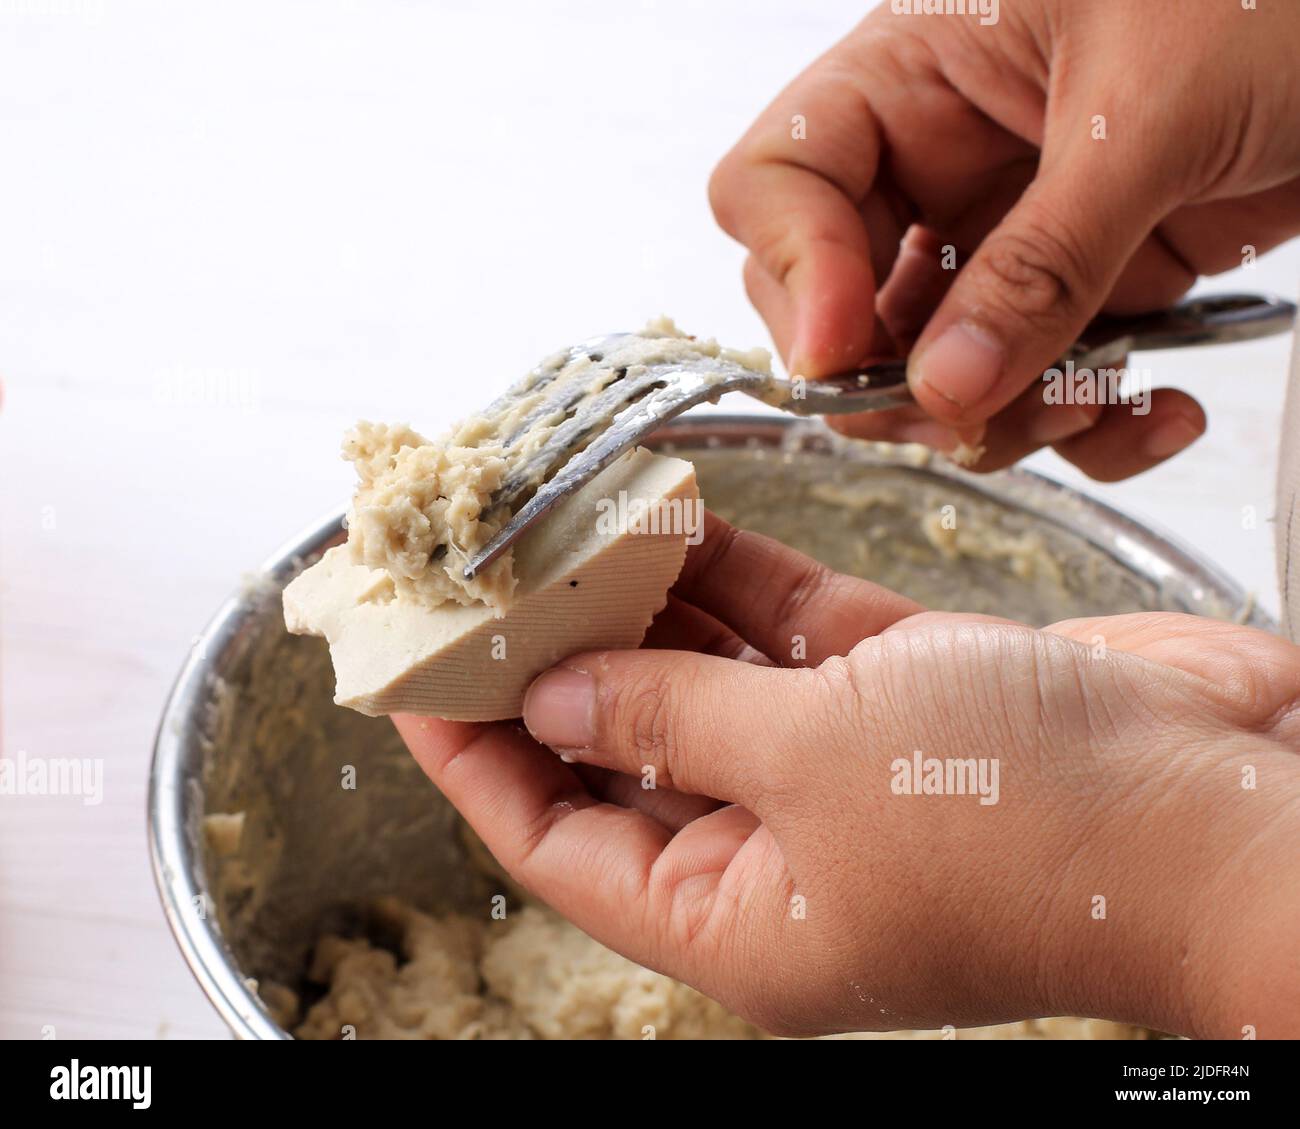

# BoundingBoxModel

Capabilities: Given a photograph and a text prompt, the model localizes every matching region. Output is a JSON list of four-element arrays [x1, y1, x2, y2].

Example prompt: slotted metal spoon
[[463, 291, 1295, 579]]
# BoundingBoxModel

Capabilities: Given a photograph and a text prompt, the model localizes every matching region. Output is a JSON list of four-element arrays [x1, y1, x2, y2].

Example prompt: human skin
[[394, 0, 1300, 1038], [397, 514, 1300, 1039], [707, 0, 1300, 477]]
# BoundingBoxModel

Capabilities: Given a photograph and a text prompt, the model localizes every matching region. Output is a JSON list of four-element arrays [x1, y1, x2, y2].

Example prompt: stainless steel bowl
[[149, 415, 1271, 1039]]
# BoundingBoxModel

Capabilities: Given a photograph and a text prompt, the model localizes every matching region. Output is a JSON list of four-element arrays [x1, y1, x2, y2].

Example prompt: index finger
[[708, 40, 887, 376], [675, 511, 925, 665]]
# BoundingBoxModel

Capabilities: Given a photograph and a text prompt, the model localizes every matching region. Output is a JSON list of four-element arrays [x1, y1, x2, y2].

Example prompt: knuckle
[[767, 560, 826, 637], [613, 675, 681, 785], [653, 865, 718, 954], [834, 633, 933, 733], [741, 255, 767, 304], [978, 214, 1095, 328], [744, 220, 801, 287], [707, 151, 746, 236], [815, 649, 876, 714], [736, 664, 850, 807], [709, 152, 799, 283]]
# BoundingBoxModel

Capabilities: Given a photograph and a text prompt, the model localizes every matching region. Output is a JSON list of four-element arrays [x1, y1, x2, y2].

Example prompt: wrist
[[1033, 729, 1300, 1038], [1177, 736, 1300, 1039]]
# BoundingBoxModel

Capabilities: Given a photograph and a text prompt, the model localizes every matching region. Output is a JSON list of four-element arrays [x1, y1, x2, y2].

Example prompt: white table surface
[[1, 0, 1295, 1040]]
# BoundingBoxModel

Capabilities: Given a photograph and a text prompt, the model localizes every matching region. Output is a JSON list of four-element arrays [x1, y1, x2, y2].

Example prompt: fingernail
[[1028, 406, 1094, 447], [788, 338, 822, 381], [523, 668, 595, 749], [1142, 415, 1204, 460], [912, 321, 1005, 411], [788, 312, 818, 378], [790, 308, 869, 379]]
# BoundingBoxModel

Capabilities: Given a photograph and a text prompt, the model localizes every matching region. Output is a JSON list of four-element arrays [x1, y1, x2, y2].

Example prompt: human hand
[[709, 0, 1300, 477], [395, 512, 1300, 1038]]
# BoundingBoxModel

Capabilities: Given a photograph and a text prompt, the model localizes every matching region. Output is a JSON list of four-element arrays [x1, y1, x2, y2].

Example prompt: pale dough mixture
[[291, 897, 1154, 1042], [329, 318, 769, 612], [295, 900, 755, 1040], [284, 320, 771, 720], [341, 419, 514, 610]]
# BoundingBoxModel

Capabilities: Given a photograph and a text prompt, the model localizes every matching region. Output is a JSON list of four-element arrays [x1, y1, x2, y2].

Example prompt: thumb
[[522, 650, 812, 811], [907, 152, 1175, 427]]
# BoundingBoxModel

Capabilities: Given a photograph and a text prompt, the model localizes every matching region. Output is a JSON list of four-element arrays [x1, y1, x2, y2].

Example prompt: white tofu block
[[284, 448, 698, 720]]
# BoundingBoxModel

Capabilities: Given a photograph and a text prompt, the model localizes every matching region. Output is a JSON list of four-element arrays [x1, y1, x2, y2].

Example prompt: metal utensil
[[464, 292, 1295, 579]]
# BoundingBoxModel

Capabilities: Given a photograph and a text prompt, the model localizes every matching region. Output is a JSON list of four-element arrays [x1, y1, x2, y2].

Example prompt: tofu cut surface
[[284, 447, 699, 720]]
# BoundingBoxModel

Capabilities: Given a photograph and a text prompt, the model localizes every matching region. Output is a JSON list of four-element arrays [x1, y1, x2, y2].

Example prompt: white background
[[1, 0, 1295, 1039]]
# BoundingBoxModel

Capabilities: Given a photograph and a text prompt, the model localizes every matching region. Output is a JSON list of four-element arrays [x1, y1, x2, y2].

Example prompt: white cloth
[[1277, 331, 1300, 640]]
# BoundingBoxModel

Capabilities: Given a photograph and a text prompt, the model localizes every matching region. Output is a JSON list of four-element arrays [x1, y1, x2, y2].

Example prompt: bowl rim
[[148, 413, 1270, 1040]]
